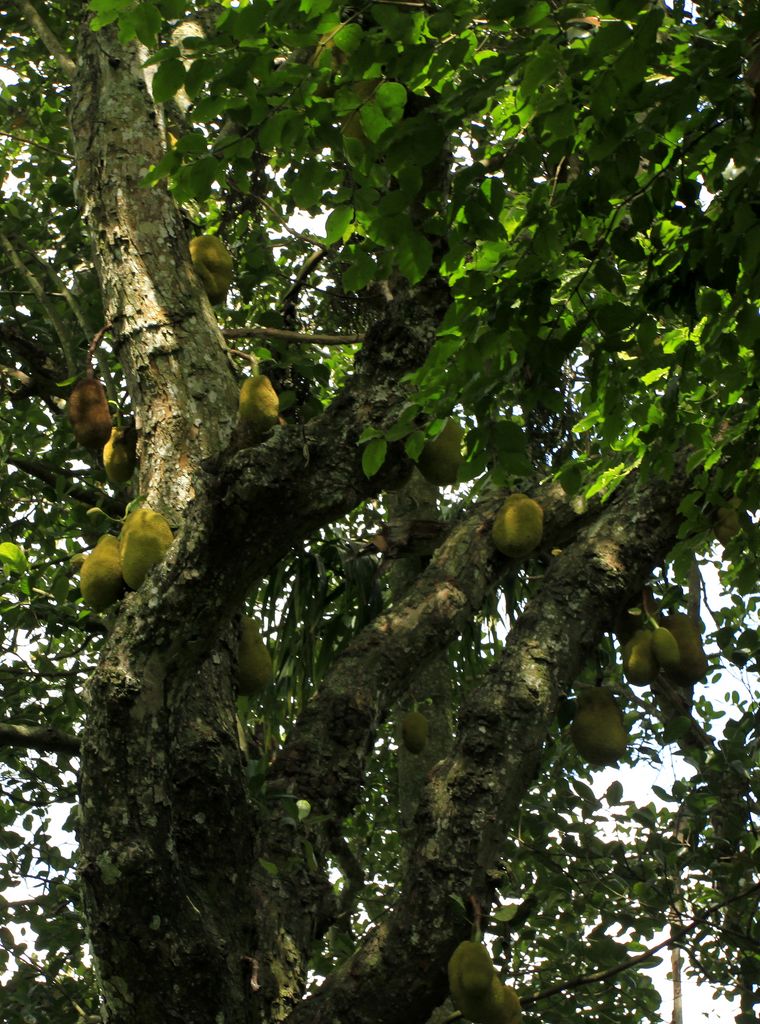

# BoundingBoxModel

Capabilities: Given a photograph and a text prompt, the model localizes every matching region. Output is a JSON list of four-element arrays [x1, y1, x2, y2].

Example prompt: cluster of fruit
[[68, 376, 137, 485]]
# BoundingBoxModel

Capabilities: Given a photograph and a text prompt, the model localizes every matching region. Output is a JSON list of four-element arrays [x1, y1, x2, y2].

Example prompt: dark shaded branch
[[18, 0, 76, 79], [0, 230, 76, 372], [0, 722, 81, 756], [283, 455, 700, 1024], [224, 327, 364, 346], [6, 455, 126, 518]]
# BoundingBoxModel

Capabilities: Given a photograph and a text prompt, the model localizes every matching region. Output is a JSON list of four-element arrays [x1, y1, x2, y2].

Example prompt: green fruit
[[662, 613, 709, 685], [491, 494, 543, 558], [448, 941, 495, 1003], [417, 419, 464, 487], [401, 711, 428, 754], [652, 627, 680, 672], [715, 500, 749, 545], [238, 375, 280, 439], [622, 628, 656, 685], [448, 943, 521, 1024], [237, 617, 273, 697], [67, 377, 113, 450], [80, 535, 123, 612], [570, 688, 627, 766], [479, 978, 522, 1024], [103, 426, 137, 484], [189, 235, 233, 305], [119, 508, 173, 590]]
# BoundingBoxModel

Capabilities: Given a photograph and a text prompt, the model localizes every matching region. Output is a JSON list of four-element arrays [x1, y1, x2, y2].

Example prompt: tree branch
[[0, 230, 76, 373], [18, 0, 76, 79], [523, 879, 760, 1005], [283, 455, 698, 1024], [224, 327, 364, 346], [6, 455, 126, 518], [0, 722, 80, 756]]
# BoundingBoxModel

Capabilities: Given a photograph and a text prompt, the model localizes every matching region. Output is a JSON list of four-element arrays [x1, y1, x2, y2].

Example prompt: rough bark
[[283, 460, 694, 1024], [63, 14, 719, 1024]]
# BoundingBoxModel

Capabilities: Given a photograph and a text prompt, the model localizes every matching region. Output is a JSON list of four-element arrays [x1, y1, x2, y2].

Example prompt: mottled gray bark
[[283, 463, 694, 1024], [65, 15, 714, 1024]]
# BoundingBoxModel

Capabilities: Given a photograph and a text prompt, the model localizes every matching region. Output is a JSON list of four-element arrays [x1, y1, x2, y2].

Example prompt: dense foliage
[[0, 1, 758, 1023]]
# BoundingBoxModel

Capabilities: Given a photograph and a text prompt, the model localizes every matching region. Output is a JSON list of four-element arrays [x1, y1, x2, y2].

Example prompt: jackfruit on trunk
[[238, 375, 280, 440], [236, 616, 273, 697], [570, 688, 627, 766], [400, 710, 428, 754], [447, 941, 522, 1024], [119, 508, 173, 591], [661, 613, 709, 685], [68, 377, 112, 450], [491, 493, 543, 559], [417, 419, 464, 487], [103, 426, 137, 484], [189, 235, 233, 305], [79, 535, 123, 612]]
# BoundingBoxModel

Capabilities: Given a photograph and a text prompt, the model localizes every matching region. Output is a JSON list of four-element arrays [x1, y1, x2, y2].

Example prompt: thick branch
[[0, 722, 80, 755], [284, 456, 696, 1024], [18, 0, 76, 79]]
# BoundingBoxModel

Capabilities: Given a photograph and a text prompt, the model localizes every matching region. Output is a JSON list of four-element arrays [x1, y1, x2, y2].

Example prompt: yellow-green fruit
[[448, 943, 521, 1024], [622, 628, 656, 686], [715, 500, 749, 545], [119, 508, 173, 590], [491, 494, 544, 559], [237, 617, 273, 697], [238, 375, 280, 439], [652, 627, 681, 672], [68, 377, 113, 450], [662, 613, 709, 685], [103, 427, 137, 485], [570, 688, 627, 767], [479, 978, 522, 1024], [448, 941, 495, 1004], [417, 419, 465, 487], [401, 711, 428, 754], [80, 535, 123, 612], [189, 235, 233, 305]]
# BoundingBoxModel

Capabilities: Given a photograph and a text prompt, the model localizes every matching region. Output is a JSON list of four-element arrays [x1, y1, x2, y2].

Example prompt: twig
[[18, 0, 76, 79], [0, 230, 76, 373], [0, 722, 80, 755], [87, 322, 113, 375], [251, 193, 328, 249], [223, 326, 363, 346], [6, 455, 126, 517], [521, 879, 760, 1005], [0, 130, 61, 156]]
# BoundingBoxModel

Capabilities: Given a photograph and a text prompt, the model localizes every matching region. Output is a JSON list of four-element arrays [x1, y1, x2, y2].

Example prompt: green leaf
[[151, 59, 186, 103], [375, 82, 407, 124], [362, 438, 387, 479], [325, 206, 353, 246], [131, 3, 162, 46], [395, 233, 432, 285], [0, 542, 27, 574]]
